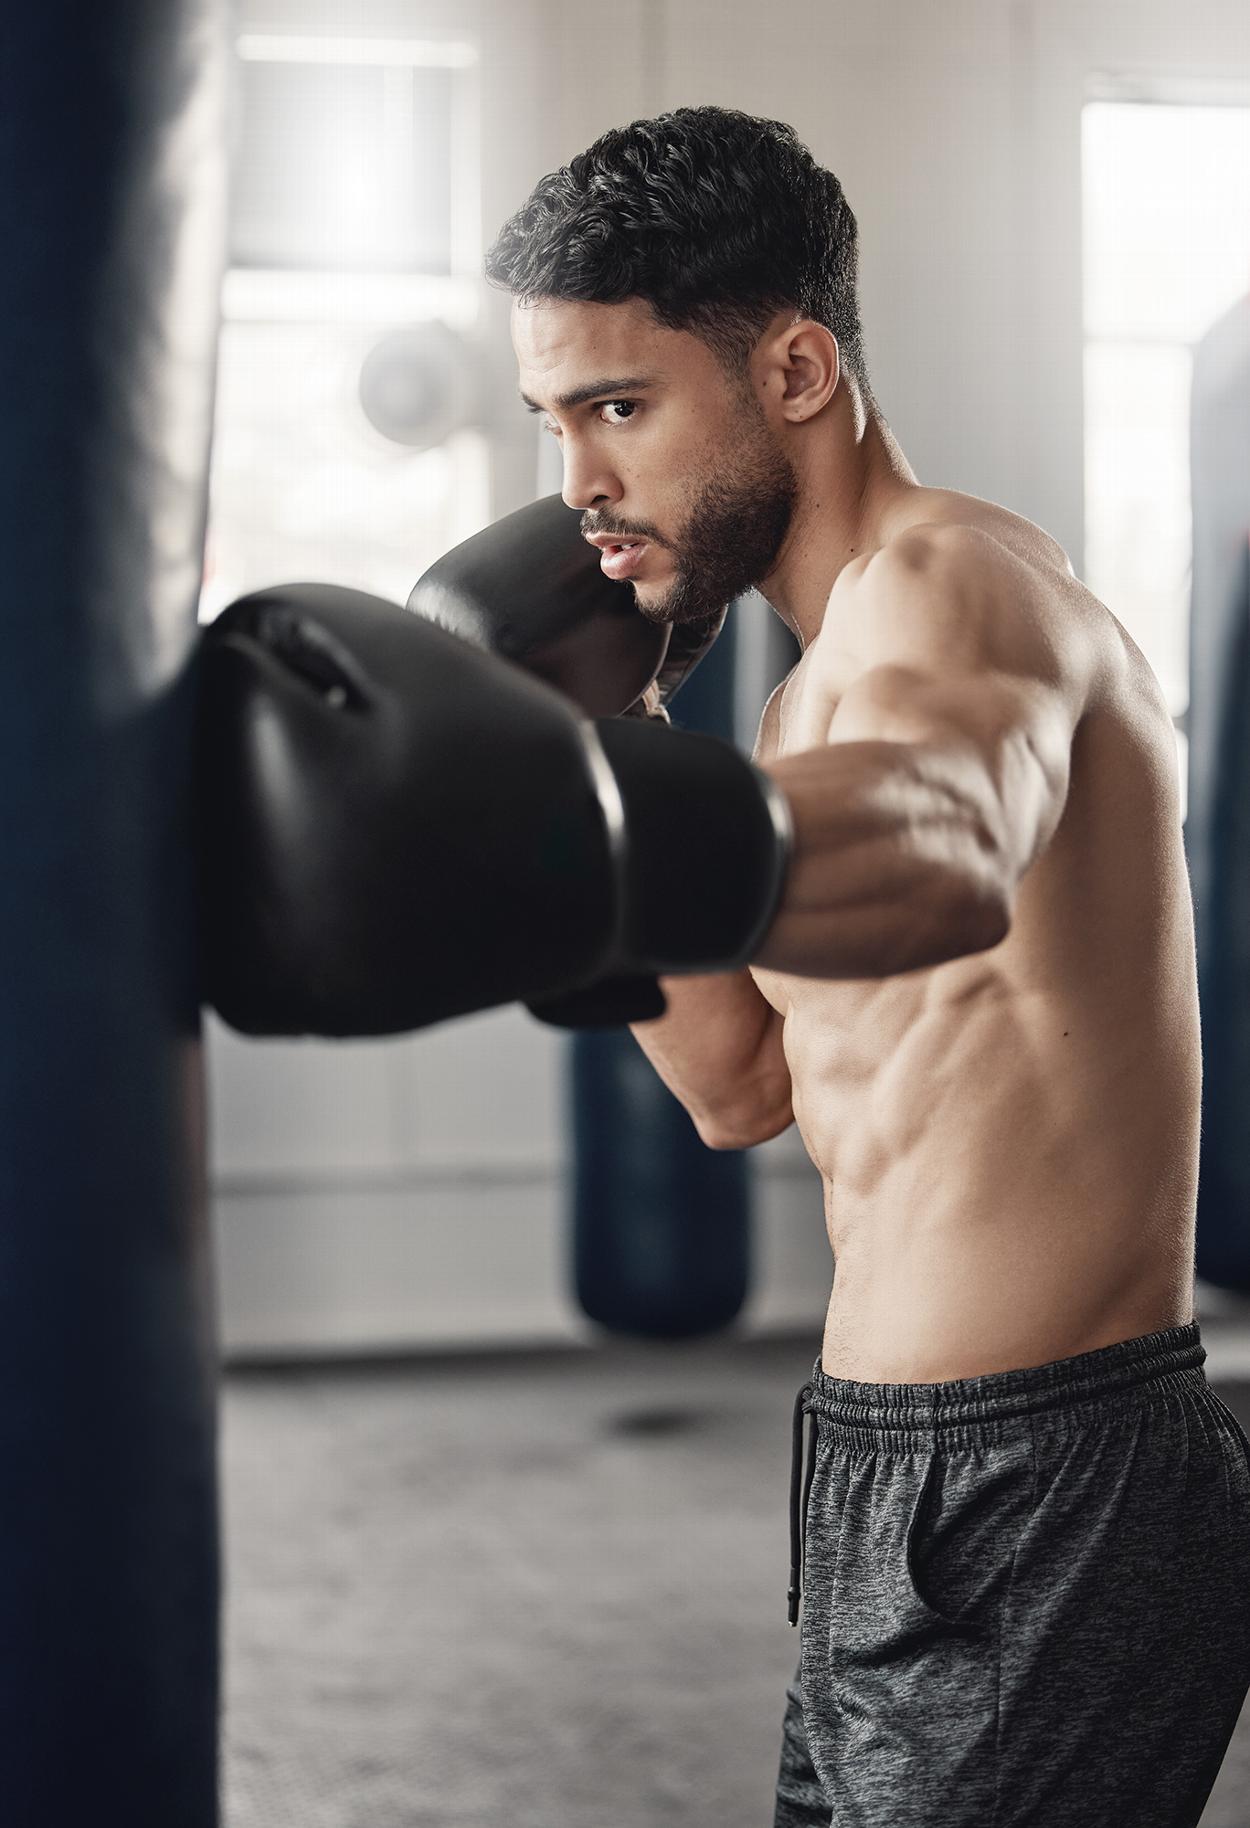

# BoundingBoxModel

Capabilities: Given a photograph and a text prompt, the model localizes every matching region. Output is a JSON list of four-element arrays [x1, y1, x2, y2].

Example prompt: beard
[[585, 406, 799, 628]]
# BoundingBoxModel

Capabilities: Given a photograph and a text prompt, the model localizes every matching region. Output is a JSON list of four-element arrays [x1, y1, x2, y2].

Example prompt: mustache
[[580, 515, 665, 548]]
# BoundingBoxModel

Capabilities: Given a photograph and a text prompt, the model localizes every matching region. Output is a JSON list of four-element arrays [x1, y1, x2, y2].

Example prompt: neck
[[761, 386, 919, 652]]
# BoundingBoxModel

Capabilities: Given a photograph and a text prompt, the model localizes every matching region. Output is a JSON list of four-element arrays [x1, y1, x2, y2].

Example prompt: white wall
[[211, 0, 1250, 1358]]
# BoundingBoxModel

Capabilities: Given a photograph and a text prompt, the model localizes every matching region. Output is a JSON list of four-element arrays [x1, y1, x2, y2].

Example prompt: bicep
[[829, 659, 1073, 777], [831, 663, 1075, 867]]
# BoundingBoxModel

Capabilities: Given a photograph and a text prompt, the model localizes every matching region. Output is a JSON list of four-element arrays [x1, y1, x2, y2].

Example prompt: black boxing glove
[[196, 584, 628, 1034], [195, 584, 789, 1039], [408, 495, 731, 1024], [407, 493, 669, 718]]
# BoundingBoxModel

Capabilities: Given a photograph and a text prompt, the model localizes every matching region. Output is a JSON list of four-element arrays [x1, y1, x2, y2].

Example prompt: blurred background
[[198, 2, 1250, 1823]]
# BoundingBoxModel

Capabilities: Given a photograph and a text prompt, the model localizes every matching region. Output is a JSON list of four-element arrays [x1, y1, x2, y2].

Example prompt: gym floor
[[221, 1321, 1250, 1828]]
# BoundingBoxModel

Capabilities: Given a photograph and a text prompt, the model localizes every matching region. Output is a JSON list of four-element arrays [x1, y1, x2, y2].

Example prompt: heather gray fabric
[[777, 1323, 1250, 1827]]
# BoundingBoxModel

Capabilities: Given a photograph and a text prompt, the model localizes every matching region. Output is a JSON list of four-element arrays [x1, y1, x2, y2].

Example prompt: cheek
[[624, 415, 717, 535]]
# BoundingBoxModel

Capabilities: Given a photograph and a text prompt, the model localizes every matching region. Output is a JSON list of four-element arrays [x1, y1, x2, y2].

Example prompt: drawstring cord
[[788, 1381, 817, 1626]]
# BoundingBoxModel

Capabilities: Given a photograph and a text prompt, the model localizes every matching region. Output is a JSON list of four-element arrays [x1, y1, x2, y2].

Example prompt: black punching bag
[[0, 3, 226, 1822], [1187, 294, 1250, 1291], [570, 615, 752, 1338]]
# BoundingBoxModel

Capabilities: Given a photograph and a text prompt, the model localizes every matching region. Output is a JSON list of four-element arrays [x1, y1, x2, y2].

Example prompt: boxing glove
[[408, 498, 737, 1021], [195, 583, 789, 1038], [407, 493, 669, 718], [196, 583, 624, 1034]]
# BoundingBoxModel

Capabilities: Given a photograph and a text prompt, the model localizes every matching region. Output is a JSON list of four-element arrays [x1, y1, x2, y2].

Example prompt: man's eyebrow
[[520, 377, 655, 414]]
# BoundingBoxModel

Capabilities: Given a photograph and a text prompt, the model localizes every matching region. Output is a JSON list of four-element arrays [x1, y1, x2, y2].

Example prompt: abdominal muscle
[[755, 949, 1199, 1383]]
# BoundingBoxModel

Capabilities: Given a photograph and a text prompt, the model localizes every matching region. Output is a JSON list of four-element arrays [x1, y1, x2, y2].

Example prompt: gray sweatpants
[[777, 1323, 1250, 1827]]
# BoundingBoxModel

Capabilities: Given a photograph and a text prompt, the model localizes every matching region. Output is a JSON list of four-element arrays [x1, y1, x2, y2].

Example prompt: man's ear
[[760, 319, 840, 424]]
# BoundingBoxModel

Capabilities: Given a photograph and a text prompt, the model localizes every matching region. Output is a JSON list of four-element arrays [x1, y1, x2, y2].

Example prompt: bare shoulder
[[816, 493, 1110, 712], [902, 488, 1077, 578]]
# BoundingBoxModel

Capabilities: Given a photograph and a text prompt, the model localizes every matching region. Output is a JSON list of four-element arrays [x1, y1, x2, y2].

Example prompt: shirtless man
[[486, 105, 1250, 1826]]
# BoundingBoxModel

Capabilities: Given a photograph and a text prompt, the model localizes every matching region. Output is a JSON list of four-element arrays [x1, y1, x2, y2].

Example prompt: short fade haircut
[[486, 104, 875, 409]]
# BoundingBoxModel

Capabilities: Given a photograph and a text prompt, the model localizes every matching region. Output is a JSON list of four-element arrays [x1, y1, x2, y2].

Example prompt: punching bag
[[0, 3, 226, 1821], [570, 614, 753, 1338], [1187, 293, 1250, 1290]]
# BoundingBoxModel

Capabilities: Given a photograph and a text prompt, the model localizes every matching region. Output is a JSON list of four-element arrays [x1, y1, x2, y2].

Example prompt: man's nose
[[560, 444, 622, 514]]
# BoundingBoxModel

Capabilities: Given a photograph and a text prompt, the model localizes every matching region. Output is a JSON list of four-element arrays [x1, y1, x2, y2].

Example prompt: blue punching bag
[[571, 614, 753, 1338], [0, 3, 226, 1821], [1192, 541, 1250, 1289], [1187, 294, 1250, 1290]]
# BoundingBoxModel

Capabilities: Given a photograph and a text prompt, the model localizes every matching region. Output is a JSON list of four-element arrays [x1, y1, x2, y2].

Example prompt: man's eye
[[542, 420, 560, 437], [599, 400, 637, 425]]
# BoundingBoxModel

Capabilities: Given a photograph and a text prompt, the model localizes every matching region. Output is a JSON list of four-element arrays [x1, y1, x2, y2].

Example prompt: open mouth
[[598, 540, 649, 581]]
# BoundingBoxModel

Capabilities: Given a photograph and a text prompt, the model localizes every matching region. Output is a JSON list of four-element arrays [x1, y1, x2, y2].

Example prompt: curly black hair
[[486, 105, 874, 407]]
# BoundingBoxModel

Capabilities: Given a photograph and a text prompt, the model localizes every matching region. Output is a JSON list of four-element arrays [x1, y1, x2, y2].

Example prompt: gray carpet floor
[[221, 1332, 1250, 1827]]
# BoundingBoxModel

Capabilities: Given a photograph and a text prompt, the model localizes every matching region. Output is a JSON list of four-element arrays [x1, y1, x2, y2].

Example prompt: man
[[486, 106, 1250, 1826]]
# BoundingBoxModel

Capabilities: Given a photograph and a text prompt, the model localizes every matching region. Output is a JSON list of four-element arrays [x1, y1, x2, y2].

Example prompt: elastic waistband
[[785, 1321, 1205, 1626], [804, 1321, 1205, 1448]]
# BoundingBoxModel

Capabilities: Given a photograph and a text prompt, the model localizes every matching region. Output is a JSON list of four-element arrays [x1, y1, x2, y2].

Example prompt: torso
[[749, 487, 1200, 1381]]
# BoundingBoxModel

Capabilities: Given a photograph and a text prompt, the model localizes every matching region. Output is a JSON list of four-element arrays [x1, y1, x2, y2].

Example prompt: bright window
[[201, 33, 486, 620], [1081, 98, 1250, 814]]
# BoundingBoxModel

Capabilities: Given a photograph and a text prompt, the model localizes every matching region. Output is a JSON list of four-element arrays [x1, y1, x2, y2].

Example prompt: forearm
[[630, 969, 793, 1149], [755, 739, 1011, 979]]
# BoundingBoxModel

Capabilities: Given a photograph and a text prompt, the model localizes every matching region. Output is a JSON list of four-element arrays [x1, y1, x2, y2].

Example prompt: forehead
[[511, 296, 714, 403]]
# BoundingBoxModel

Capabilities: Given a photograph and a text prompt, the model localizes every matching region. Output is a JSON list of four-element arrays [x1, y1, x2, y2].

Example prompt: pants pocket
[[801, 1450, 1007, 1824], [904, 1447, 1029, 1633]]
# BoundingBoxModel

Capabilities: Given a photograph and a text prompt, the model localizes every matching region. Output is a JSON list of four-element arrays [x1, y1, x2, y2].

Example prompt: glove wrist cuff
[[722, 764, 793, 970], [591, 718, 792, 975]]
